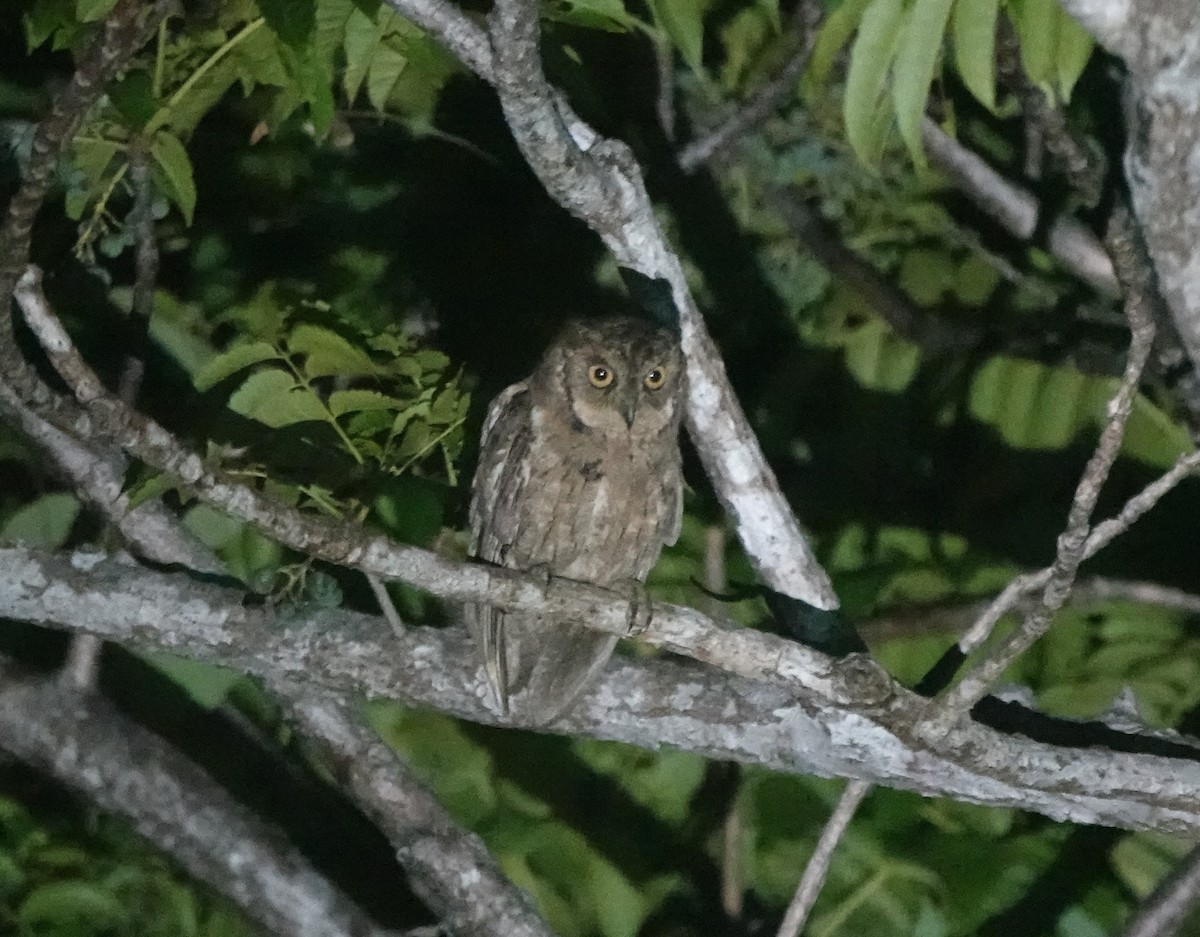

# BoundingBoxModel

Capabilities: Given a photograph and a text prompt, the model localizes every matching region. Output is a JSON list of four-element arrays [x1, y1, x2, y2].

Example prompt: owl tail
[[504, 621, 620, 725]]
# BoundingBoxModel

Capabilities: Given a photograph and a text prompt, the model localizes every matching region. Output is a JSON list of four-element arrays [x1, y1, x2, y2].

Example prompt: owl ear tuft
[[618, 268, 681, 336]]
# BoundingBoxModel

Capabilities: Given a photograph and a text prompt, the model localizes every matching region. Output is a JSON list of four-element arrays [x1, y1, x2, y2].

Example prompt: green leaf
[[287, 324, 378, 377], [366, 42, 408, 112], [1054, 8, 1094, 103], [1008, 0, 1055, 89], [70, 136, 124, 187], [109, 69, 158, 127], [227, 368, 330, 427], [19, 882, 126, 931], [1006, 0, 1092, 99], [892, 0, 955, 165], [257, 0, 316, 47], [126, 471, 183, 510], [151, 130, 197, 225], [1037, 679, 1122, 718], [286, 45, 336, 134], [755, 0, 782, 34], [807, 0, 879, 86], [342, 5, 380, 101], [844, 0, 906, 165], [1, 493, 81, 549], [952, 0, 999, 110], [194, 341, 281, 391], [75, 0, 118, 22], [649, 0, 714, 74], [549, 0, 643, 32], [24, 0, 75, 51], [842, 319, 921, 392], [141, 652, 244, 709], [328, 389, 407, 416]]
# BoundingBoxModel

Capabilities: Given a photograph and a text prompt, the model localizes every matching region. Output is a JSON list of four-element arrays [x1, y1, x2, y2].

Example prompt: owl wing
[[655, 454, 684, 555], [466, 382, 532, 714], [469, 381, 532, 564]]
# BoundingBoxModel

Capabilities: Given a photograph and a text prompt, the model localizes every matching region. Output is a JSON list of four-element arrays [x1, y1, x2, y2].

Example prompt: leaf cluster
[[0, 791, 254, 937]]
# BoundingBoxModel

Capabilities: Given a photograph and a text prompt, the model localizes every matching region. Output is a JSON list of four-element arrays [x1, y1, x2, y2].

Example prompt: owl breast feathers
[[465, 316, 685, 724]]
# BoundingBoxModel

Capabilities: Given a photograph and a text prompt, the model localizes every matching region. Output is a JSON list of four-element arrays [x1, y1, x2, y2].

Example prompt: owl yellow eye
[[644, 367, 667, 390], [588, 364, 614, 388]]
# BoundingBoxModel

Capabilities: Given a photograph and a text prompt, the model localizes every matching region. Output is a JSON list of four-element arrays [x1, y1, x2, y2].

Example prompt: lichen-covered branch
[[1056, 0, 1200, 375], [278, 690, 556, 937], [6, 545, 1200, 836], [0, 659, 399, 937]]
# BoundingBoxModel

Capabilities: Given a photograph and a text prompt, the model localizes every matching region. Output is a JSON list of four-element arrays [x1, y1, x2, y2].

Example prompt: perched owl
[[466, 317, 685, 724]]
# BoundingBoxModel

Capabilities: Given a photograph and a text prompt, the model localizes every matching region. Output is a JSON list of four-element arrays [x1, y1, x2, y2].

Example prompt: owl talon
[[527, 563, 553, 592], [622, 579, 653, 636]]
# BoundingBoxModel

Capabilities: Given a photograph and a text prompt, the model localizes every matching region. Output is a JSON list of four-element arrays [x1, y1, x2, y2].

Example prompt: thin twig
[[1120, 843, 1200, 937], [62, 633, 103, 690], [704, 524, 745, 920], [655, 39, 676, 142], [677, 4, 821, 172], [776, 779, 872, 937], [0, 0, 175, 360], [366, 572, 406, 637], [860, 576, 1200, 643], [123, 133, 157, 403], [920, 119, 1118, 297], [932, 208, 1161, 722]]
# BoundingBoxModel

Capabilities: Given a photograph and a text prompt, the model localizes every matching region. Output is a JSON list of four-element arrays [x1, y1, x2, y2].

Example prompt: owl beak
[[619, 398, 637, 429]]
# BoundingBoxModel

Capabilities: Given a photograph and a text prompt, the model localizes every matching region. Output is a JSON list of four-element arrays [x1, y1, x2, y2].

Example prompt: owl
[[466, 316, 685, 724]]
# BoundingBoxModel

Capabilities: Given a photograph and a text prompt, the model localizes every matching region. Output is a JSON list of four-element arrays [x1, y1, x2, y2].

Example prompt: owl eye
[[588, 364, 614, 388], [644, 367, 667, 390]]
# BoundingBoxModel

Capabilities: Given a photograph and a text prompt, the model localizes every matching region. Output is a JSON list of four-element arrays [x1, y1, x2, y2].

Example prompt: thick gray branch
[[0, 660, 398, 937], [6, 546, 1200, 837], [1057, 0, 1200, 372], [279, 691, 555, 937]]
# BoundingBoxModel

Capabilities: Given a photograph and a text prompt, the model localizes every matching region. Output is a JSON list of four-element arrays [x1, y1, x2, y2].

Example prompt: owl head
[[533, 317, 684, 438]]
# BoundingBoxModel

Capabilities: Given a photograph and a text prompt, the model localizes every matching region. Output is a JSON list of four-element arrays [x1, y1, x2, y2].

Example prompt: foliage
[[0, 789, 255, 937], [1, 0, 1199, 935]]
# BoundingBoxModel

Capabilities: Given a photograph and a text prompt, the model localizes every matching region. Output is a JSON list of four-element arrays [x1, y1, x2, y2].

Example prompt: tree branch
[[0, 658, 399, 937], [1055, 0, 1200, 375], [932, 209, 1160, 721], [775, 779, 871, 937], [677, 4, 821, 173], [1120, 842, 1200, 937], [0, 378, 220, 573], [919, 119, 1118, 297], [277, 689, 555, 937], [7, 545, 1200, 837]]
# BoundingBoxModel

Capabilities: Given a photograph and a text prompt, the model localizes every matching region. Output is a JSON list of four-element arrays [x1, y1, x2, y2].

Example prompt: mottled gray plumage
[[466, 317, 685, 723]]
